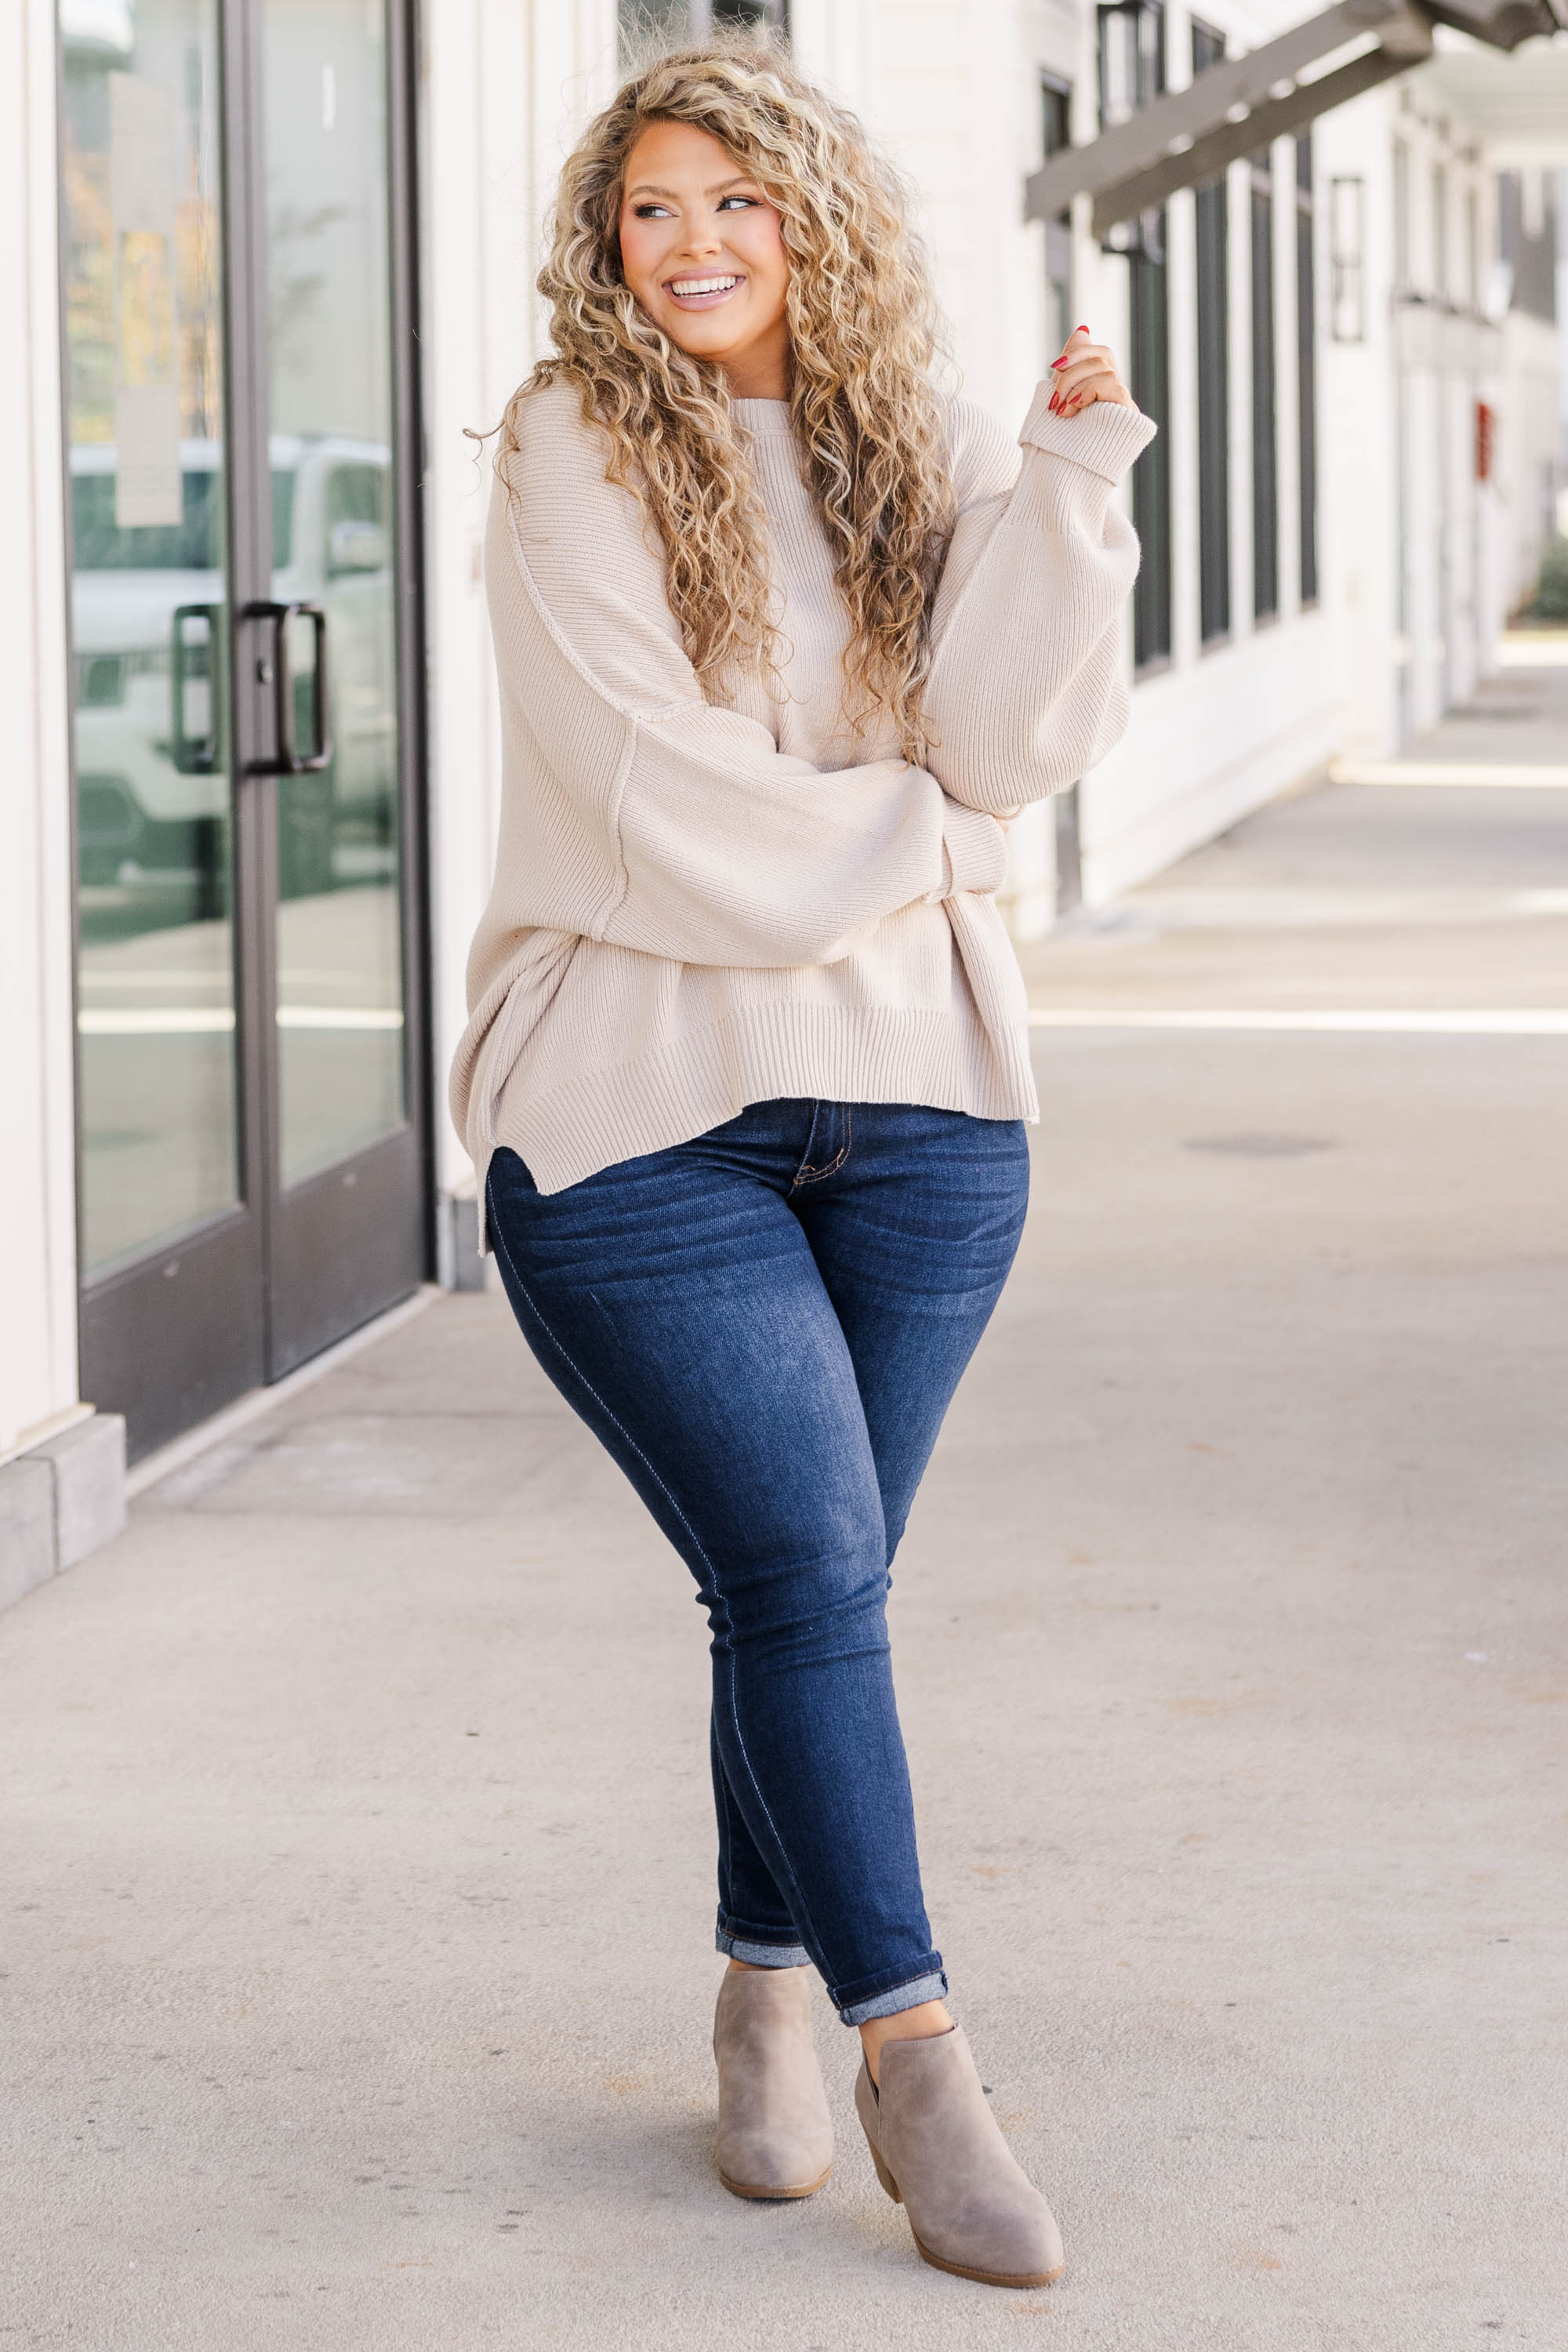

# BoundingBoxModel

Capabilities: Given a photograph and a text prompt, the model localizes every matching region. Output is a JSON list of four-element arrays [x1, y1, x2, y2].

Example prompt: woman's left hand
[[1047, 325, 1134, 419]]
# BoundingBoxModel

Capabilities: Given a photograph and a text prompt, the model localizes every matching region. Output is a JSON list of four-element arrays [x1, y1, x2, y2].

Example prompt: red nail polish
[[1050, 357, 1069, 368], [1076, 323, 1090, 332], [1048, 394, 1059, 412]]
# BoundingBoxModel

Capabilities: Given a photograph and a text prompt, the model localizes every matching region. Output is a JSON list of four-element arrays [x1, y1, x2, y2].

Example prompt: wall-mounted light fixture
[[1330, 175, 1365, 343]]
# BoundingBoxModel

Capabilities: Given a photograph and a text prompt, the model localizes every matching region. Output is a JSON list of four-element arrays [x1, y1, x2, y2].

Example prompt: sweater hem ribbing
[[482, 1002, 1040, 1200]]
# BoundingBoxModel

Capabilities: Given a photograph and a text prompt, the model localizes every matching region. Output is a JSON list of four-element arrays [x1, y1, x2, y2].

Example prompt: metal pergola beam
[[1025, 0, 1568, 235], [1088, 44, 1418, 234], [1024, 0, 1429, 223], [1432, 0, 1568, 45]]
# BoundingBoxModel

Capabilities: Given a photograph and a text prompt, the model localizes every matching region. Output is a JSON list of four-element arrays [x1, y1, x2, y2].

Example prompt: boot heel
[[862, 2123, 902, 2204]]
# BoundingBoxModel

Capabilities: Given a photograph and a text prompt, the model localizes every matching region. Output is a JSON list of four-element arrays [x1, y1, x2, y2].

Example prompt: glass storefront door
[[63, 0, 240, 1271], [262, 0, 407, 1192], [59, 0, 427, 1458]]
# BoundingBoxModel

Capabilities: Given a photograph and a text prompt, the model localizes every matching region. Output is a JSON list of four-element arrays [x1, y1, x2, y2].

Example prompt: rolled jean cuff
[[836, 1969, 949, 2027], [715, 1919, 811, 1969]]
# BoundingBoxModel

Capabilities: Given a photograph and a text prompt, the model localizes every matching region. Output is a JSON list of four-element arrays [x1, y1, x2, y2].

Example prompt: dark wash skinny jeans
[[485, 1098, 1029, 2025]]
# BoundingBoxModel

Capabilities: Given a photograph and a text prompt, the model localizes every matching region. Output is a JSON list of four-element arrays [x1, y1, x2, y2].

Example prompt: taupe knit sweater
[[450, 376, 1155, 1202]]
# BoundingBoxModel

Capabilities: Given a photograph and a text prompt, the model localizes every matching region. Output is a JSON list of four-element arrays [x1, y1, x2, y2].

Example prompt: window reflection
[[61, 0, 240, 1273], [263, 0, 406, 1187]]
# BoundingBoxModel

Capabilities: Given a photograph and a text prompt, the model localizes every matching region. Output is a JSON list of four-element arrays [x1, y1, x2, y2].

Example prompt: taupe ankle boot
[[855, 2026, 1065, 2286], [713, 1965, 833, 2200]]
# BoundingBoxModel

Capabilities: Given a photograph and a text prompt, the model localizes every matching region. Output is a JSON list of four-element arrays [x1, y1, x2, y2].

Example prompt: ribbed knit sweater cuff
[[1018, 386, 1158, 482], [939, 799, 1008, 898]]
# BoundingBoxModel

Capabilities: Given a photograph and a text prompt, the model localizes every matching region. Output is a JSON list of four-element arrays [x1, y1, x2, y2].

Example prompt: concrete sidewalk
[[5, 710, 1566, 2347]]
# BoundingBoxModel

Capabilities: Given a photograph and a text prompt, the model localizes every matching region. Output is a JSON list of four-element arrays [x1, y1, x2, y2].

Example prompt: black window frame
[[1129, 227, 1172, 669], [1250, 147, 1279, 625], [1041, 67, 1085, 910], [1098, 0, 1164, 125], [1296, 134, 1319, 608], [1041, 74, 1074, 361], [1100, 2, 1171, 670], [619, 0, 787, 60], [1192, 20, 1230, 646]]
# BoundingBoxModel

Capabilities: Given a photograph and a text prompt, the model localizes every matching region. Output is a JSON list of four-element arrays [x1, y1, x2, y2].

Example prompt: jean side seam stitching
[[713, 1733, 791, 1942], [717, 1650, 825, 1986], [712, 1713, 734, 1911], [487, 1188, 828, 1984]]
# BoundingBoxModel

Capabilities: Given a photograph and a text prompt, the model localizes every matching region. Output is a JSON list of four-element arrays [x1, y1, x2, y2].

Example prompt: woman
[[451, 38, 1152, 2289]]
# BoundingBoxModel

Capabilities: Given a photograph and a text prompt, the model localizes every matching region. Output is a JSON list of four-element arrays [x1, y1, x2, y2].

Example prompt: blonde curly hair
[[509, 36, 956, 760]]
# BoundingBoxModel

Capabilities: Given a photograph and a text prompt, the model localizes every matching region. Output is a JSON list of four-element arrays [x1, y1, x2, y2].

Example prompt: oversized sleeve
[[486, 386, 1006, 971], [920, 389, 1159, 813]]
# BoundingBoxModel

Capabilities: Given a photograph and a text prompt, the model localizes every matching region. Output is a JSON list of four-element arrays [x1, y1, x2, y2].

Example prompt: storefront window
[[59, 0, 240, 1274]]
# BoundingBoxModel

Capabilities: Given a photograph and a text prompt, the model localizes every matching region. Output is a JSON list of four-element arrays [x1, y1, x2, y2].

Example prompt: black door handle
[[170, 602, 224, 775], [245, 600, 332, 774]]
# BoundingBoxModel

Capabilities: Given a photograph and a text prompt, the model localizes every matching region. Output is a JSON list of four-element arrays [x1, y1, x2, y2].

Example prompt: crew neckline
[[734, 397, 795, 437]]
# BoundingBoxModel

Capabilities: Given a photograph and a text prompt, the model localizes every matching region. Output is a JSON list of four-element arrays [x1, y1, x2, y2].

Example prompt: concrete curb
[[0, 1413, 126, 1613]]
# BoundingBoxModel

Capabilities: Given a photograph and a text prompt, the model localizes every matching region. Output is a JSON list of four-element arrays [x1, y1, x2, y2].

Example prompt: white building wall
[[1319, 73, 1547, 761], [419, 0, 619, 1222], [1, 0, 84, 1463], [1497, 307, 1560, 611], [1166, 171, 1202, 676], [1319, 85, 1401, 757], [789, 0, 873, 107], [847, 2, 1060, 933], [1076, 0, 1346, 901]]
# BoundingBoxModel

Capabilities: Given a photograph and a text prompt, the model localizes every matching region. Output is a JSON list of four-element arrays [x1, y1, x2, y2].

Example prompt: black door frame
[[63, 0, 432, 1462]]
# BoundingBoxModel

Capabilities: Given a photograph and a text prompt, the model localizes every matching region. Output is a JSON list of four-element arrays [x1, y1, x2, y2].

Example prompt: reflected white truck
[[71, 436, 396, 899]]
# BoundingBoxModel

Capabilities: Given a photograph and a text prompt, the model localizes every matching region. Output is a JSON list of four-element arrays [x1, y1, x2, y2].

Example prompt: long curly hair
[[509, 36, 956, 760]]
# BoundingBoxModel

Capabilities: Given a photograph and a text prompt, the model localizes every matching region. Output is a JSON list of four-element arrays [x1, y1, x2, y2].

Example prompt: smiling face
[[617, 119, 792, 400]]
